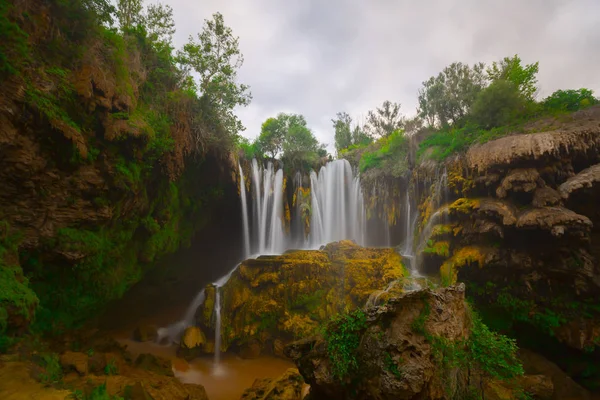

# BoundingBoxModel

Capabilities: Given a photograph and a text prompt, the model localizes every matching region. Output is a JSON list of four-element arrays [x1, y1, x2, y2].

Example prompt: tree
[[178, 12, 252, 135], [332, 112, 353, 154], [487, 55, 539, 101], [282, 124, 321, 169], [117, 0, 144, 31], [352, 125, 372, 146], [365, 100, 404, 137], [83, 0, 116, 26], [470, 80, 527, 129], [418, 62, 486, 128], [145, 2, 175, 49], [255, 113, 308, 159]]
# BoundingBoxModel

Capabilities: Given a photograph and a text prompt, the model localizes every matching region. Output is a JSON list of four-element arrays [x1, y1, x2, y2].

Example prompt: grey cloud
[[166, 0, 600, 152]]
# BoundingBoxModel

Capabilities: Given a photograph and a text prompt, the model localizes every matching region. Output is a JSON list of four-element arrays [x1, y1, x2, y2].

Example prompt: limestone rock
[[133, 325, 158, 342], [516, 207, 592, 237], [559, 163, 600, 200], [59, 351, 88, 376], [532, 187, 562, 207], [496, 168, 541, 198], [467, 127, 600, 173], [134, 353, 173, 377], [240, 368, 304, 400]]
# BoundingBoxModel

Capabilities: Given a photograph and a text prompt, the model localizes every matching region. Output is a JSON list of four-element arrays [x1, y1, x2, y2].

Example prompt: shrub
[[470, 80, 528, 129], [358, 129, 408, 176], [323, 309, 367, 380], [542, 88, 598, 112], [38, 353, 63, 385]]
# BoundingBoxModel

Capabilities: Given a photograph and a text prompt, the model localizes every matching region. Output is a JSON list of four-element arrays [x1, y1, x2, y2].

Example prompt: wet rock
[[532, 187, 562, 207], [559, 163, 600, 199], [196, 240, 407, 354], [516, 374, 554, 400], [134, 353, 173, 377], [240, 368, 304, 400], [273, 339, 285, 358], [59, 351, 88, 376], [127, 382, 153, 400], [133, 325, 158, 342], [516, 207, 592, 237], [496, 168, 541, 198], [177, 326, 206, 361], [239, 339, 262, 359]]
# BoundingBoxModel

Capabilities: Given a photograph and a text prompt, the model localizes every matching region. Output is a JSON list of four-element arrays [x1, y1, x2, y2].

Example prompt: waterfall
[[239, 164, 250, 258], [214, 287, 222, 366], [309, 159, 365, 247]]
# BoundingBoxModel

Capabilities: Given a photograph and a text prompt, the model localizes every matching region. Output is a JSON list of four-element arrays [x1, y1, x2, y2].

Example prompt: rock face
[[410, 113, 600, 389], [285, 285, 470, 400], [194, 240, 407, 357]]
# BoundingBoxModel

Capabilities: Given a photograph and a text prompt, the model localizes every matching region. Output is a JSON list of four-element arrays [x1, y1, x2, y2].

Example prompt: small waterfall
[[250, 161, 286, 254], [214, 288, 222, 366], [239, 164, 250, 258], [309, 159, 365, 247]]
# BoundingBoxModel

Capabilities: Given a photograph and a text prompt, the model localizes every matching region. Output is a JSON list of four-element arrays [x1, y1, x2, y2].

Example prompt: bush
[[323, 309, 367, 380], [470, 80, 528, 129], [542, 88, 598, 112], [38, 353, 63, 385], [358, 129, 408, 176]]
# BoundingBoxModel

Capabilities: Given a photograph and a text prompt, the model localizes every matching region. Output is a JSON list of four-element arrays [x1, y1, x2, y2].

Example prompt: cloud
[[166, 0, 600, 152]]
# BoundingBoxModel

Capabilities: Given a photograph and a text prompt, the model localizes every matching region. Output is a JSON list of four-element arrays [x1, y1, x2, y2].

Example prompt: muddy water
[[120, 339, 295, 400]]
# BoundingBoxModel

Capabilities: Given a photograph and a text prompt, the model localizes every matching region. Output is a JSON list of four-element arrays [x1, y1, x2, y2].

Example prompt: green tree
[[542, 88, 598, 112], [365, 100, 404, 137], [470, 80, 526, 129], [332, 112, 353, 154], [282, 124, 321, 170], [418, 62, 486, 128], [352, 125, 372, 146], [83, 0, 116, 26], [256, 113, 307, 159], [486, 55, 539, 100], [178, 12, 252, 135], [116, 0, 144, 31], [145, 2, 175, 49]]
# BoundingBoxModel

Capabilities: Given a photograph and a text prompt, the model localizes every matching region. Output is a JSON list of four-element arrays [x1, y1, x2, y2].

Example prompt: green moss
[[423, 240, 450, 257], [323, 309, 367, 380], [384, 351, 402, 378]]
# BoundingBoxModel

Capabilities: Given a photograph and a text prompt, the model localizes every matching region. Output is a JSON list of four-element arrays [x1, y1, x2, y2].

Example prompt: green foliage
[[116, 0, 143, 31], [418, 62, 486, 127], [38, 353, 63, 385], [467, 311, 524, 380], [470, 80, 529, 129], [323, 309, 367, 380], [332, 112, 372, 154], [177, 12, 251, 135], [238, 137, 261, 160], [542, 88, 598, 112], [104, 358, 118, 375], [0, 0, 30, 77], [358, 129, 408, 177], [0, 221, 39, 335], [384, 351, 402, 378]]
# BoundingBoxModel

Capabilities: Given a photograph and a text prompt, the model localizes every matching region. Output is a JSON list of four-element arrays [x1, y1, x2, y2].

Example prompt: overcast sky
[[165, 0, 600, 152]]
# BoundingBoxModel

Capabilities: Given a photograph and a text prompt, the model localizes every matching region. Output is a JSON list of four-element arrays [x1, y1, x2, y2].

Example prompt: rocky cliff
[[362, 106, 600, 390], [0, 0, 240, 339]]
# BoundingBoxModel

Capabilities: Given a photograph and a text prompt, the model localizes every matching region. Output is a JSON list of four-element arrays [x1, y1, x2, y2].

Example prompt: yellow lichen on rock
[[195, 240, 407, 356], [449, 198, 480, 214], [440, 246, 489, 286]]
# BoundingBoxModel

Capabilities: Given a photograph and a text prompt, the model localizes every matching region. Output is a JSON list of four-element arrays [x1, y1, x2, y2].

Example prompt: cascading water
[[309, 159, 365, 247], [239, 164, 250, 258]]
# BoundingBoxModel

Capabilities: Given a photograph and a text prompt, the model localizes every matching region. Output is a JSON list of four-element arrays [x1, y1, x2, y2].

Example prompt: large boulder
[[195, 241, 407, 356], [285, 285, 471, 399], [240, 368, 305, 400]]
